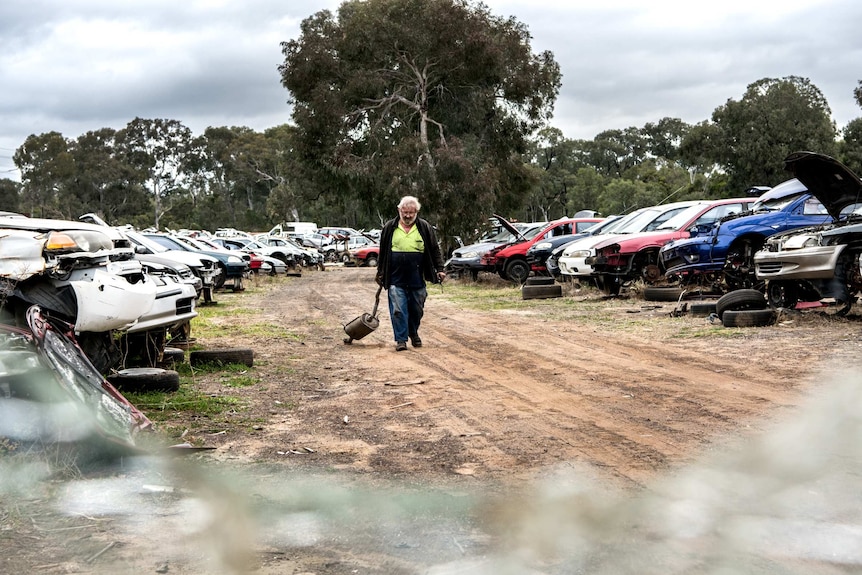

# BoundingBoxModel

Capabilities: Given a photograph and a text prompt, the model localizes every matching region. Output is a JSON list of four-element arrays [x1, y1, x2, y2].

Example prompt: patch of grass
[[233, 323, 303, 340], [123, 386, 245, 423], [222, 374, 258, 388], [671, 326, 737, 338], [437, 280, 643, 324], [193, 304, 302, 341], [178, 361, 255, 375]]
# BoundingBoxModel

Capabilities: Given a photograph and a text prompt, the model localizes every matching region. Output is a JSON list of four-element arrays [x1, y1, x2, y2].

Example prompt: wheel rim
[[507, 261, 529, 283], [766, 281, 797, 309]]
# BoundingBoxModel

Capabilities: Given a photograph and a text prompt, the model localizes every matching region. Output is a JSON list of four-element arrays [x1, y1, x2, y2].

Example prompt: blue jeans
[[387, 285, 427, 343]]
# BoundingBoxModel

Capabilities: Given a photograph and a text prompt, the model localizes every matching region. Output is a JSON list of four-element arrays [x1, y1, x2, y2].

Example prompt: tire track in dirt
[[231, 267, 837, 488]]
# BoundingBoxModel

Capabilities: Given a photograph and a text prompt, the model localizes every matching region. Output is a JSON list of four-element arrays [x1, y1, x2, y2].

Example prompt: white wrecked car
[[0, 214, 156, 372]]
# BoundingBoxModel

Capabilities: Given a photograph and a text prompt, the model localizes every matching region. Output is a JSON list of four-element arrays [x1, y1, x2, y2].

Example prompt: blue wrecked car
[[659, 178, 832, 291]]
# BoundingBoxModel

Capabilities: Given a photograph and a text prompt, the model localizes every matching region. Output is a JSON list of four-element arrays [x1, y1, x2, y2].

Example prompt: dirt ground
[[4, 266, 862, 574]]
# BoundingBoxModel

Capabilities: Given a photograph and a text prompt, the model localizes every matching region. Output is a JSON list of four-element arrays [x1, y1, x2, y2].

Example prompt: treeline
[[1, 76, 860, 246]]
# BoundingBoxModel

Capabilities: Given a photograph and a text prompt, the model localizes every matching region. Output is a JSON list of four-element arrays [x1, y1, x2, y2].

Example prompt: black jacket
[[376, 217, 445, 289]]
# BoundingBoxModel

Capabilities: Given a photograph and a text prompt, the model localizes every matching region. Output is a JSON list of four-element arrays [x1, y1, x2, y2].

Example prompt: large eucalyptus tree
[[279, 0, 561, 241]]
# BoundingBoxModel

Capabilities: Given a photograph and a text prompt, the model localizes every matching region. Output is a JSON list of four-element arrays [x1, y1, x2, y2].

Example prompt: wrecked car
[[557, 201, 703, 285], [0, 306, 153, 455], [445, 217, 546, 280], [754, 151, 862, 314], [480, 217, 604, 283], [0, 215, 158, 373]]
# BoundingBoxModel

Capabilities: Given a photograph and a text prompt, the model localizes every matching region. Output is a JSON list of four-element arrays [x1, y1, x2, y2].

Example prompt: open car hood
[[784, 151, 862, 220], [492, 213, 529, 241]]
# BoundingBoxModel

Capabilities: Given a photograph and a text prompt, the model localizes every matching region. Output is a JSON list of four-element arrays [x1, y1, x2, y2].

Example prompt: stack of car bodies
[[556, 201, 706, 287], [659, 179, 831, 292], [588, 197, 757, 295]]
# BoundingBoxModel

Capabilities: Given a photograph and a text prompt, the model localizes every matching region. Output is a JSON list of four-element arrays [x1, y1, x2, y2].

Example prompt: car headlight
[[458, 250, 478, 258], [784, 234, 819, 249], [683, 254, 700, 263], [569, 250, 591, 258], [534, 242, 553, 251], [45, 230, 114, 254], [227, 255, 242, 263]]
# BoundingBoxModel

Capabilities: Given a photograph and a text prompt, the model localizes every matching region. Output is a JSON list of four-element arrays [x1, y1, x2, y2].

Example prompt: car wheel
[[642, 286, 683, 302], [214, 263, 227, 289], [765, 280, 799, 309], [721, 309, 776, 328], [715, 288, 768, 320], [522, 284, 563, 300], [107, 368, 181, 393], [189, 348, 254, 368], [340, 253, 351, 264], [365, 255, 378, 267], [505, 259, 530, 284]]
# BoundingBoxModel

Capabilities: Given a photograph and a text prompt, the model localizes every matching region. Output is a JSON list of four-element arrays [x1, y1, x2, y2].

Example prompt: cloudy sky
[[2, 0, 860, 180]]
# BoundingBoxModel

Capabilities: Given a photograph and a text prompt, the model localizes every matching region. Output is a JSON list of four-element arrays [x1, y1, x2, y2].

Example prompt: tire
[[161, 346, 185, 366], [522, 284, 563, 300], [190, 348, 254, 368], [505, 259, 530, 284], [721, 309, 776, 328], [365, 255, 378, 267], [340, 253, 351, 264], [107, 368, 181, 393], [689, 302, 718, 317], [76, 331, 121, 376], [715, 289, 768, 320], [643, 286, 683, 302], [525, 276, 555, 286], [765, 280, 799, 309], [214, 263, 227, 289]]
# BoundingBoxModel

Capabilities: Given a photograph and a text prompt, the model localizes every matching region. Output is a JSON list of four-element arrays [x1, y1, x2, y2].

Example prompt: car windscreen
[[750, 192, 807, 213], [655, 204, 710, 231], [125, 230, 169, 253], [614, 208, 663, 233], [592, 213, 636, 234]]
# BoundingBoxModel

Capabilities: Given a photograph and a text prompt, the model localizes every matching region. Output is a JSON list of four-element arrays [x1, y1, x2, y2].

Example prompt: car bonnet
[[784, 151, 862, 220]]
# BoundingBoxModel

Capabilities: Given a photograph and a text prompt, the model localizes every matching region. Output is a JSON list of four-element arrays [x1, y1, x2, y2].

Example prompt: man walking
[[376, 196, 446, 351]]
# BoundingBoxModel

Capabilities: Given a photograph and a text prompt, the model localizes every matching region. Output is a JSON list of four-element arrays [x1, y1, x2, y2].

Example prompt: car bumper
[[223, 262, 248, 278], [444, 257, 488, 273], [128, 280, 197, 334], [557, 257, 593, 277], [60, 267, 157, 332], [755, 244, 846, 281]]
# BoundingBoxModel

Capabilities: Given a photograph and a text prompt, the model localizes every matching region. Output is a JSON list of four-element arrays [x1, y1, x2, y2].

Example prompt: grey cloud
[[1, 0, 860, 179]]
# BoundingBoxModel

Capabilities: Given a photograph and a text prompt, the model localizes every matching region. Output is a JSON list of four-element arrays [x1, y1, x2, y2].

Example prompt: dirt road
[[209, 267, 846, 487]]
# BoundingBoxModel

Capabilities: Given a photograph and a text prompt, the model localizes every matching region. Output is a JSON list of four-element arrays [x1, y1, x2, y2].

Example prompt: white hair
[[398, 196, 421, 211]]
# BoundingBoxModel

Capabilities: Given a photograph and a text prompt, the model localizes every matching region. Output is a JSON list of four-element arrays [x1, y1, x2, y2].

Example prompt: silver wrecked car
[[754, 151, 862, 314]]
